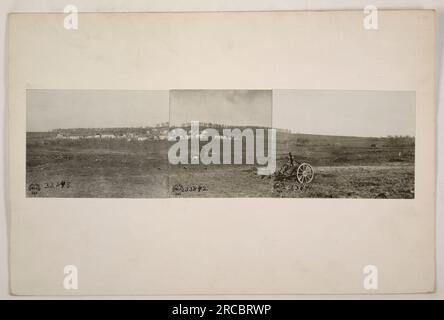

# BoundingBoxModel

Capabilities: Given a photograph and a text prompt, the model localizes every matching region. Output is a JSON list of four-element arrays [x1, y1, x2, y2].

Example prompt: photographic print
[[10, 10, 435, 296], [272, 90, 415, 199], [26, 90, 170, 198], [26, 89, 415, 199], [168, 89, 274, 197]]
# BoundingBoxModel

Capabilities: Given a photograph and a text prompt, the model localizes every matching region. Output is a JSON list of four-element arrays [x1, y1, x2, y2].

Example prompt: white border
[[0, 0, 442, 300]]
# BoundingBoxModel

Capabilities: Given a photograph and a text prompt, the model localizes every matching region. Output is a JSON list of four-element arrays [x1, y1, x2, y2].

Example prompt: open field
[[26, 132, 415, 198], [26, 138, 170, 198]]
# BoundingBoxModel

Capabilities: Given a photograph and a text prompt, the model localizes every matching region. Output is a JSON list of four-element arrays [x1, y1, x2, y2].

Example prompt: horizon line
[[26, 126, 415, 139]]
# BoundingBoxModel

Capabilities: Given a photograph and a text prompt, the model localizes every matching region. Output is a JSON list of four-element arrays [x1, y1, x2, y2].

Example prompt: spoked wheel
[[296, 163, 314, 184]]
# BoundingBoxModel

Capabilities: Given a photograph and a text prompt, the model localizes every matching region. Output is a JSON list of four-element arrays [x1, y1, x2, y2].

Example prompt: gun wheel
[[296, 163, 314, 184]]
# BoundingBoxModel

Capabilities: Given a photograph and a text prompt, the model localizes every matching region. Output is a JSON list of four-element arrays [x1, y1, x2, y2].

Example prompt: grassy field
[[26, 132, 415, 198], [26, 138, 170, 198]]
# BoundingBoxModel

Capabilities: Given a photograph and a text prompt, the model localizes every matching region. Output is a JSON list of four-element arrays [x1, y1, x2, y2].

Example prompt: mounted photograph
[[168, 89, 275, 197], [10, 10, 435, 296], [272, 90, 416, 199], [26, 89, 170, 198], [26, 89, 415, 199], [168, 89, 415, 199]]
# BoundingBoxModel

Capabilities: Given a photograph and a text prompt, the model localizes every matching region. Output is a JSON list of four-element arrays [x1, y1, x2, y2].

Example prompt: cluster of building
[[52, 123, 292, 142], [55, 128, 169, 141], [168, 129, 233, 141]]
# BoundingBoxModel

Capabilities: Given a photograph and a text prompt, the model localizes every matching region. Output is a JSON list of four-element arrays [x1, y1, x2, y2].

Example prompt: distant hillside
[[280, 132, 414, 148]]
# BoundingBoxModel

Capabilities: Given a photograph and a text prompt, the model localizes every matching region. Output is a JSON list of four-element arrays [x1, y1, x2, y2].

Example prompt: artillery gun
[[274, 152, 314, 184]]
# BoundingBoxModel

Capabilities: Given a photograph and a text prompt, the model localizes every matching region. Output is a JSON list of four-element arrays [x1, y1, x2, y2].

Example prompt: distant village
[[49, 122, 291, 142], [52, 122, 170, 141]]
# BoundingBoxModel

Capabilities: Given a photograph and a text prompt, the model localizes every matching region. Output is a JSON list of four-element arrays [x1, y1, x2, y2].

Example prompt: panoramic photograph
[[26, 89, 415, 198]]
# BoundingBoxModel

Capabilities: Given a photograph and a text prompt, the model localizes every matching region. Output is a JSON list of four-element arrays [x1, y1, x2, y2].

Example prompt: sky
[[273, 90, 415, 137], [27, 89, 415, 137], [170, 90, 272, 127], [27, 90, 169, 132]]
